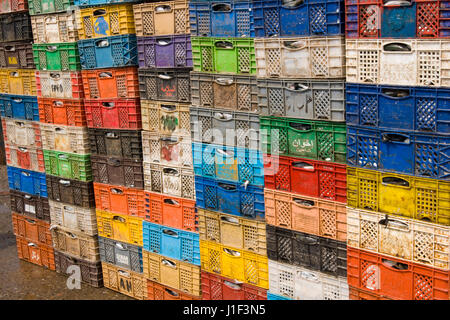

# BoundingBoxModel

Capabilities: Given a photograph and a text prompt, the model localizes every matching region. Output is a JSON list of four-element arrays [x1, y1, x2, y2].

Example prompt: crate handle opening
[[383, 0, 411, 7], [14, 121, 25, 127], [53, 101, 63, 107], [27, 242, 37, 247], [58, 153, 68, 159], [95, 39, 109, 48], [18, 146, 27, 152], [163, 168, 179, 175], [378, 216, 409, 230], [67, 232, 77, 239], [12, 98, 22, 102], [215, 78, 233, 86], [111, 188, 123, 194], [160, 136, 178, 143], [99, 72, 113, 79], [292, 161, 314, 170], [59, 179, 71, 186], [49, 73, 61, 79], [293, 198, 315, 207], [289, 122, 312, 131], [165, 288, 179, 297], [383, 43, 411, 52], [93, 9, 107, 16], [381, 176, 410, 188], [298, 270, 318, 282], [105, 132, 119, 139], [381, 259, 409, 271], [163, 198, 179, 206], [160, 104, 176, 111], [215, 41, 234, 49], [115, 242, 126, 250], [286, 83, 309, 91], [108, 158, 121, 166], [282, 40, 306, 50], [10, 72, 19, 77], [297, 234, 319, 245], [282, 0, 305, 8], [213, 112, 233, 121], [223, 248, 241, 256], [46, 46, 57, 52], [4, 45, 15, 51], [157, 38, 172, 46], [223, 280, 242, 290], [25, 218, 36, 224], [161, 259, 176, 267], [212, 3, 231, 12], [381, 133, 410, 144], [162, 229, 178, 237], [216, 148, 233, 157], [102, 102, 115, 108], [21, 171, 30, 176], [155, 5, 172, 13], [113, 216, 126, 223], [63, 205, 74, 212], [381, 88, 410, 98], [217, 182, 237, 191], [158, 74, 173, 80], [220, 215, 239, 224], [118, 270, 130, 277], [24, 194, 32, 199]]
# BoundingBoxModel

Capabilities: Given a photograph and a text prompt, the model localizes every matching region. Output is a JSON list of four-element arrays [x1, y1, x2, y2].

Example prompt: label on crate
[[116, 253, 130, 266], [25, 204, 36, 214]]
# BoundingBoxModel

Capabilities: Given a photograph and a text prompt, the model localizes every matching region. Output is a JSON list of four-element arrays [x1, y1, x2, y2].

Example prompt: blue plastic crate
[[0, 94, 39, 121], [195, 175, 265, 219], [267, 291, 292, 300], [346, 83, 450, 135], [78, 34, 138, 69], [7, 166, 47, 197], [74, 0, 138, 6], [142, 221, 200, 266], [347, 125, 450, 180], [252, 0, 345, 38], [189, 0, 254, 37], [192, 142, 264, 186]]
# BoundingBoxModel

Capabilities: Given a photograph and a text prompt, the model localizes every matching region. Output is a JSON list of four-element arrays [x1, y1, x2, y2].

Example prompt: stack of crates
[[190, 0, 269, 300], [75, 0, 146, 297], [255, 0, 349, 300], [0, 2, 53, 270], [30, 0, 103, 286], [345, 0, 450, 300]]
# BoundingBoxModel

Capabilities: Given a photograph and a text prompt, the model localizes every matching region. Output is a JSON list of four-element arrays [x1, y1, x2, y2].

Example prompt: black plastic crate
[[91, 154, 144, 189], [88, 128, 143, 161], [138, 68, 191, 103], [9, 189, 50, 222], [54, 250, 103, 288], [0, 41, 34, 69], [0, 11, 32, 43], [46, 175, 95, 208]]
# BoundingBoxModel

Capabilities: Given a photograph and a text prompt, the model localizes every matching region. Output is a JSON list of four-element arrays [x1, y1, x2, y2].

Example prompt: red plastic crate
[[38, 97, 86, 127], [85, 98, 141, 129], [94, 182, 145, 217], [5, 144, 45, 172], [349, 285, 391, 300], [36, 71, 84, 99], [147, 279, 201, 301], [81, 67, 140, 99], [347, 246, 450, 300], [201, 271, 267, 300], [143, 190, 197, 232], [0, 0, 28, 14], [16, 235, 55, 270], [264, 154, 347, 203]]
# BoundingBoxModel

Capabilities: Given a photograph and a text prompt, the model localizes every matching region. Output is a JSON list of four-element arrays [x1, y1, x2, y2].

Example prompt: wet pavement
[[0, 165, 132, 300]]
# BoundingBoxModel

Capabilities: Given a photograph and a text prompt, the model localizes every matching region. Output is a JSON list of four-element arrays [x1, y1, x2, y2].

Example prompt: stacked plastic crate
[[190, 0, 269, 300], [0, 2, 53, 270], [131, 0, 202, 300], [75, 0, 147, 297], [29, 1, 104, 285], [345, 1, 450, 300], [254, 1, 349, 300]]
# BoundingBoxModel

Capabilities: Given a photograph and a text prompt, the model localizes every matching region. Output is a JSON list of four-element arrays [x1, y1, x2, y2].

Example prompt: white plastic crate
[[140, 100, 191, 136], [347, 207, 450, 270], [268, 259, 349, 300], [40, 123, 90, 154], [31, 11, 79, 44], [255, 36, 345, 79], [49, 200, 97, 236], [346, 39, 450, 87], [36, 71, 84, 99], [2, 118, 41, 148]]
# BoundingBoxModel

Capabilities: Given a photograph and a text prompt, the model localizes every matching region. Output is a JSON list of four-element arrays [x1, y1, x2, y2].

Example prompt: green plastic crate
[[260, 116, 347, 164], [28, 0, 73, 15], [32, 43, 80, 71], [191, 37, 256, 75], [43, 150, 92, 182]]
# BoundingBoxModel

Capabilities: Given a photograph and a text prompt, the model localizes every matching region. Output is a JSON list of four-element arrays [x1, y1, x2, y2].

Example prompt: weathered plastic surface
[[99, 236, 143, 273], [137, 35, 193, 69], [32, 43, 81, 71], [0, 11, 32, 42], [40, 123, 90, 154], [264, 189, 347, 242], [267, 225, 347, 277], [258, 78, 345, 121], [198, 208, 267, 255], [6, 144, 45, 172], [2, 118, 41, 148], [347, 167, 450, 226], [346, 83, 450, 135], [43, 150, 92, 182], [51, 225, 100, 262], [147, 279, 201, 300], [94, 182, 145, 217], [349, 286, 390, 300], [28, 0, 73, 15], [141, 100, 191, 136], [36, 71, 84, 99], [49, 200, 97, 236], [0, 41, 34, 69], [195, 175, 265, 220], [55, 251, 103, 288], [0, 69, 36, 96], [345, 0, 450, 39], [253, 0, 345, 37], [16, 236, 55, 270], [79, 34, 138, 69], [268, 259, 349, 300], [192, 142, 264, 186], [143, 162, 195, 199], [91, 155, 144, 189], [7, 166, 47, 197], [96, 210, 143, 246], [143, 221, 201, 265], [260, 116, 347, 163], [0, 94, 39, 121], [84, 98, 142, 130], [142, 131, 192, 168], [347, 125, 450, 179], [346, 39, 450, 87], [138, 68, 191, 103], [38, 97, 86, 127], [11, 212, 52, 246], [192, 37, 256, 75], [88, 128, 143, 160], [190, 106, 260, 149], [46, 175, 95, 208], [0, 0, 28, 14], [255, 36, 346, 78], [189, 0, 254, 37], [102, 262, 147, 300], [10, 190, 50, 222], [190, 72, 258, 112], [133, 0, 190, 37], [31, 10, 79, 44], [347, 206, 450, 270]]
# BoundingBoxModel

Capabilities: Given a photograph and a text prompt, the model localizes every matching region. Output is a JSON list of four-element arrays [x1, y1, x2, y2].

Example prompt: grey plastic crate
[[138, 68, 191, 103], [190, 106, 260, 149], [190, 72, 258, 112], [98, 236, 143, 274], [258, 78, 345, 121]]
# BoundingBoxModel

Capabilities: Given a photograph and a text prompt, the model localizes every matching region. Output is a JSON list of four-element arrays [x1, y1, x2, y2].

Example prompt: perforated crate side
[[96, 209, 143, 246], [7, 166, 47, 197], [2, 118, 41, 148], [36, 70, 84, 99], [0, 0, 28, 14], [0, 94, 39, 121], [91, 155, 144, 189], [98, 236, 143, 273], [88, 127, 143, 160], [37, 97, 86, 127], [50, 225, 100, 262], [31, 10, 79, 44], [40, 123, 90, 154], [16, 236, 55, 270], [0, 69, 36, 96], [55, 250, 103, 287], [5, 144, 45, 172], [32, 43, 81, 71], [43, 150, 92, 182], [49, 199, 97, 236], [84, 98, 142, 130], [147, 279, 201, 300], [28, 0, 72, 15], [101, 261, 147, 299], [0, 41, 35, 69], [0, 12, 32, 42], [46, 175, 95, 208], [10, 190, 50, 221], [94, 182, 145, 218], [11, 212, 52, 246], [138, 68, 191, 103]]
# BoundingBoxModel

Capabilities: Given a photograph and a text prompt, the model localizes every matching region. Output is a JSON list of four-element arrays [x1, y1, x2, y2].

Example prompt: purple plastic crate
[[137, 35, 193, 69]]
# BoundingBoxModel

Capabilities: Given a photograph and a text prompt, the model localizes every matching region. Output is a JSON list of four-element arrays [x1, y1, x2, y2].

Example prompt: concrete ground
[[0, 165, 132, 300]]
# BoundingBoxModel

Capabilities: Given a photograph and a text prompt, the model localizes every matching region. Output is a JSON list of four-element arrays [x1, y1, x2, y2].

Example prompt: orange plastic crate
[[38, 97, 86, 127], [16, 235, 55, 270], [11, 212, 52, 246], [81, 67, 139, 99], [146, 279, 201, 301], [94, 182, 145, 217], [349, 286, 391, 300], [84, 98, 141, 130]]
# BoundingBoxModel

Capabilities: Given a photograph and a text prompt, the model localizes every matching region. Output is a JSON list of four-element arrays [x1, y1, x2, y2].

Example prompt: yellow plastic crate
[[198, 208, 267, 255], [102, 262, 147, 300], [142, 250, 201, 297], [347, 167, 450, 226], [77, 4, 136, 40], [96, 209, 143, 246], [200, 240, 268, 289], [0, 69, 36, 96]]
